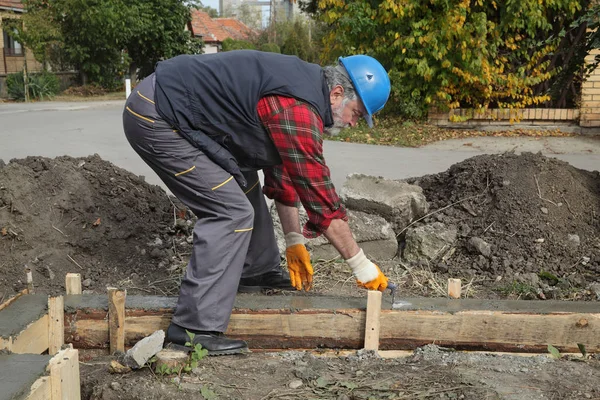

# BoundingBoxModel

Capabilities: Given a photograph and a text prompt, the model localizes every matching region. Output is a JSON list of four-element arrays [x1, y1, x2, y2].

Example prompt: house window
[[3, 27, 23, 57]]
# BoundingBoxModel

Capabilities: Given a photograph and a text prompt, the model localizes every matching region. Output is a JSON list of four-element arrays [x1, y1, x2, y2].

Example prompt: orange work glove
[[285, 232, 314, 291], [346, 249, 389, 292]]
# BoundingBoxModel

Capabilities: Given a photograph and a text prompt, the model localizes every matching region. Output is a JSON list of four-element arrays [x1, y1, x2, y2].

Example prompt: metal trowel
[[387, 282, 412, 309]]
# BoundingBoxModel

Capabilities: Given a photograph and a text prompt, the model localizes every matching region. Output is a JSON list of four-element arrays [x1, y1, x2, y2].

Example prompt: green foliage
[[183, 330, 208, 372], [260, 43, 281, 53], [19, 0, 202, 89], [384, 69, 427, 120], [538, 271, 559, 285], [577, 343, 587, 358], [200, 386, 218, 399], [548, 344, 561, 359], [497, 281, 537, 297], [281, 20, 318, 61], [222, 38, 256, 51], [253, 18, 324, 63], [312, 0, 594, 115], [125, 0, 204, 79], [6, 71, 60, 101]]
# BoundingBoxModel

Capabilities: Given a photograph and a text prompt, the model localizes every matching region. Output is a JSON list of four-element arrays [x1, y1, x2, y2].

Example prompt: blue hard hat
[[339, 55, 391, 127]]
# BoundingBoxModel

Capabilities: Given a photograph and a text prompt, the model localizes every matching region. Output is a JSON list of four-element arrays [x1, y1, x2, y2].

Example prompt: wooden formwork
[[61, 280, 600, 354], [0, 275, 81, 400]]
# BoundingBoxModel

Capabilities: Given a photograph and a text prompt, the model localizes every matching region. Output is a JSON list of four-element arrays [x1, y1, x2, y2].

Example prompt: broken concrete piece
[[403, 222, 457, 262], [271, 205, 398, 261], [567, 234, 580, 247], [467, 237, 492, 258], [340, 174, 429, 234], [123, 329, 165, 369]]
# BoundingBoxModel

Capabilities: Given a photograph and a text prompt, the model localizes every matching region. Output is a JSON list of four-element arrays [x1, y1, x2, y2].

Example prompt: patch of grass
[[52, 90, 125, 102], [496, 281, 537, 297], [329, 117, 576, 148]]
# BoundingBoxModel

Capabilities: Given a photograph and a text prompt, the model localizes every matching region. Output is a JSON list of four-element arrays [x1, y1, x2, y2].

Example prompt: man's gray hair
[[323, 63, 357, 101]]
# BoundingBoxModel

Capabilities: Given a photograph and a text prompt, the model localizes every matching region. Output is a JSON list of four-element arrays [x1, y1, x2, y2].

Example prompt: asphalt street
[[1, 100, 599, 192]]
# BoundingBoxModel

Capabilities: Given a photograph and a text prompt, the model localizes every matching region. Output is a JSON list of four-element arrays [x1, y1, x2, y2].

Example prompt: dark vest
[[154, 50, 333, 187]]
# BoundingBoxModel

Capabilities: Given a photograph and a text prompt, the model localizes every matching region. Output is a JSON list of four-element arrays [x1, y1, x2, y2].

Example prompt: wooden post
[[65, 273, 82, 295], [49, 345, 81, 400], [108, 288, 126, 354], [448, 278, 462, 299], [364, 290, 382, 351], [48, 296, 64, 355], [26, 267, 34, 294]]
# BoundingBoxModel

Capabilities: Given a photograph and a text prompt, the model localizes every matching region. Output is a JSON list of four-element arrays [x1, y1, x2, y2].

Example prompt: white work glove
[[346, 249, 389, 292]]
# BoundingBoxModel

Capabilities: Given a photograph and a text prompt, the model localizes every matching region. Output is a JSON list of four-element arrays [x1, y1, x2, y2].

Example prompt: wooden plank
[[49, 296, 65, 355], [25, 376, 51, 400], [448, 279, 461, 299], [48, 346, 81, 400], [65, 274, 82, 295], [0, 289, 29, 312], [63, 306, 600, 353], [364, 291, 382, 351], [108, 288, 126, 354], [8, 315, 50, 354]]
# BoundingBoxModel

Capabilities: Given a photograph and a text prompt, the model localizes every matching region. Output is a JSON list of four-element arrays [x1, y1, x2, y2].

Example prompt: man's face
[[326, 85, 367, 136]]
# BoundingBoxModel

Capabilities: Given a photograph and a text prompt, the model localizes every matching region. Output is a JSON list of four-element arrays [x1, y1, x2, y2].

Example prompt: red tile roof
[[0, 0, 24, 10], [190, 10, 253, 43]]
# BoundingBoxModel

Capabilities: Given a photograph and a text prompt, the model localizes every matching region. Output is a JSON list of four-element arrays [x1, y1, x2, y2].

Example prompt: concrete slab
[[0, 295, 47, 339], [0, 353, 51, 400], [63, 294, 600, 314]]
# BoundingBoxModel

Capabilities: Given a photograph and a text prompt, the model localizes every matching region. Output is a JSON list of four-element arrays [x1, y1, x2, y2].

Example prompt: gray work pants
[[123, 74, 280, 332]]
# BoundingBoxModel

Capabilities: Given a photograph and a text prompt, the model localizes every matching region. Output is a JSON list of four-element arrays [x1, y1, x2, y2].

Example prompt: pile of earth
[[0, 152, 599, 300], [406, 152, 600, 298], [0, 155, 194, 298]]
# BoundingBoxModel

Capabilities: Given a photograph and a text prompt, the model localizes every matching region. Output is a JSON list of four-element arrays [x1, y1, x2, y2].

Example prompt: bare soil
[[1, 153, 599, 301], [1, 153, 599, 400], [405, 152, 600, 300], [79, 347, 600, 400]]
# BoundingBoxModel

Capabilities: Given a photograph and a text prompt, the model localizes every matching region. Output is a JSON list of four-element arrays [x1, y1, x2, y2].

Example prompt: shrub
[[6, 71, 60, 101], [222, 38, 256, 51], [260, 43, 280, 53]]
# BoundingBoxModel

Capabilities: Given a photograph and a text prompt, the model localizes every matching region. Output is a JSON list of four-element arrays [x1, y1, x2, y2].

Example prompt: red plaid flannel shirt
[[257, 95, 347, 238]]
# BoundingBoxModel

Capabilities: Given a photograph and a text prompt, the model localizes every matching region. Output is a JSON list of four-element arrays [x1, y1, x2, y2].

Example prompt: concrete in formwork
[[63, 293, 600, 314], [270, 205, 399, 261], [0, 353, 51, 400], [0, 295, 47, 339], [340, 174, 429, 234]]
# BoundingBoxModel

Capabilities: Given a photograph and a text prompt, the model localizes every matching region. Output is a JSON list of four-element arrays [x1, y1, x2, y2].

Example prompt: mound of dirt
[[407, 152, 600, 295], [0, 155, 192, 297], [1, 152, 598, 300]]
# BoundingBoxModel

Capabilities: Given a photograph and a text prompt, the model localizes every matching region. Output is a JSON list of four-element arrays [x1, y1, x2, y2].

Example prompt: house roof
[[190, 10, 253, 44], [0, 0, 24, 10]]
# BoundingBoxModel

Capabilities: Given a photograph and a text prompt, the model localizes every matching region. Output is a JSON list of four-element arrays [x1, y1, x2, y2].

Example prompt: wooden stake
[[364, 290, 382, 351], [48, 296, 64, 355], [154, 349, 189, 371], [26, 267, 34, 294], [448, 278, 461, 299], [65, 273, 82, 295], [48, 345, 80, 400], [108, 287, 126, 354]]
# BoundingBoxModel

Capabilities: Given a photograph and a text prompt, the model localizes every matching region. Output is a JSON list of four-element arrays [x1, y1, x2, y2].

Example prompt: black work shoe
[[165, 323, 248, 356], [238, 268, 296, 293]]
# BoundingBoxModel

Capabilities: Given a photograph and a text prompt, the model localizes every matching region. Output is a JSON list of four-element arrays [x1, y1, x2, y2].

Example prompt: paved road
[[1, 100, 599, 191]]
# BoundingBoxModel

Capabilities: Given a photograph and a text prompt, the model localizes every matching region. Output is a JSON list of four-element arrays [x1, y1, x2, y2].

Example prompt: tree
[[309, 0, 597, 116], [222, 38, 256, 51], [125, 0, 204, 80], [17, 0, 202, 89]]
